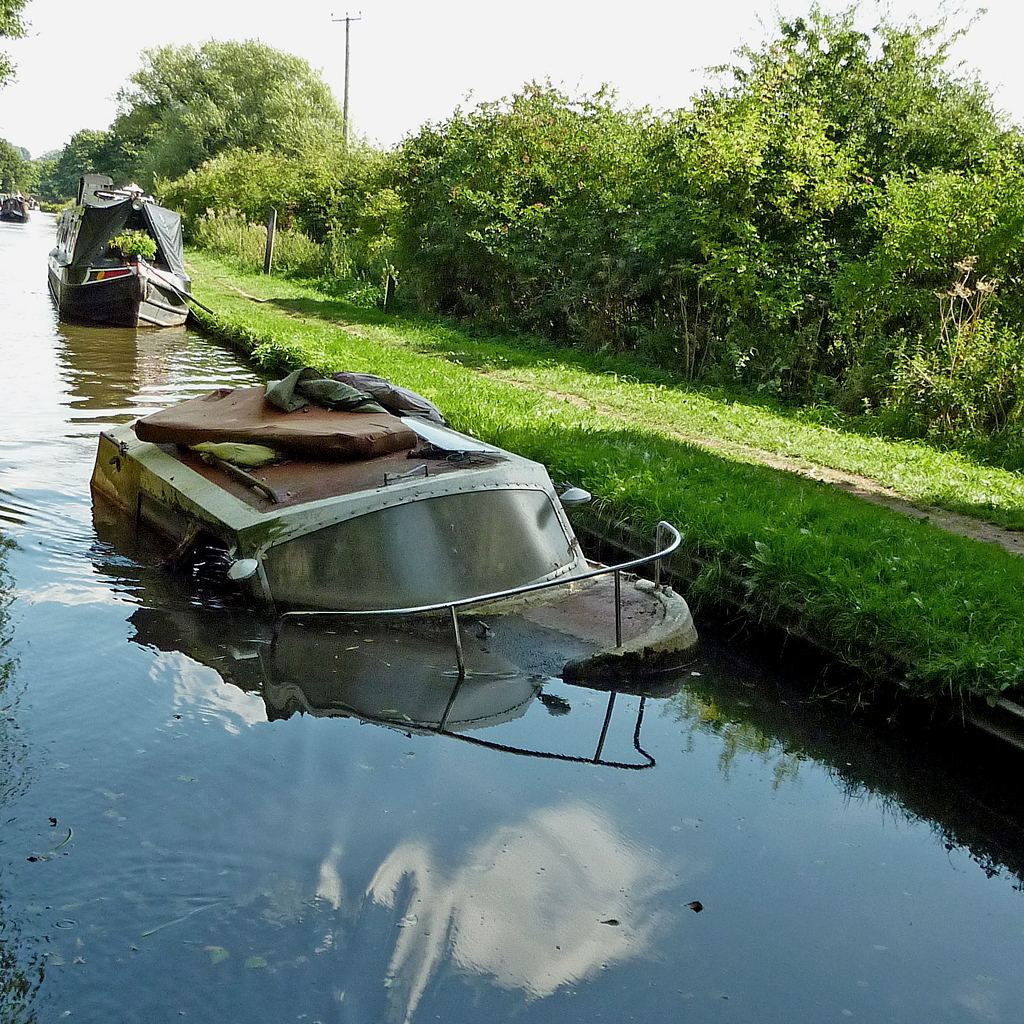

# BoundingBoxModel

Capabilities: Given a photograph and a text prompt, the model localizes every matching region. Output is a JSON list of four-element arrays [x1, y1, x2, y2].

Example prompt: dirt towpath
[[493, 375, 1024, 558]]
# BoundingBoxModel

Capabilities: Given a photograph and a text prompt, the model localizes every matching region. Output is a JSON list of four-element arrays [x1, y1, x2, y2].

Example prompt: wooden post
[[264, 207, 277, 275]]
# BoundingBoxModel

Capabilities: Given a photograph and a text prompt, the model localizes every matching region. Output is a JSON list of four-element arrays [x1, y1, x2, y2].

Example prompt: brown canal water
[[3, 215, 1024, 1024]]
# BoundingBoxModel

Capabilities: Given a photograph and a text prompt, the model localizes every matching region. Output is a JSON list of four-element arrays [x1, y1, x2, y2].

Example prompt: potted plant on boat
[[109, 229, 157, 262]]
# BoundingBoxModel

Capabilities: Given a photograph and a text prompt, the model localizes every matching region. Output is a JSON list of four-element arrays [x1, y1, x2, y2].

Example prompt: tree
[[714, 5, 1005, 179], [0, 0, 27, 89], [109, 40, 345, 185], [645, 4, 1014, 395], [50, 129, 110, 197], [0, 137, 25, 191], [30, 155, 57, 198]]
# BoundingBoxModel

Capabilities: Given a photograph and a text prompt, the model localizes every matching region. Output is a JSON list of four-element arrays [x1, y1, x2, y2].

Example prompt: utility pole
[[332, 11, 362, 147]]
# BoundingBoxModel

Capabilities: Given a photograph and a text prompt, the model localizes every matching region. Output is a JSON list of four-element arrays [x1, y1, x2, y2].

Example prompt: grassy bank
[[186, 252, 1024, 707]]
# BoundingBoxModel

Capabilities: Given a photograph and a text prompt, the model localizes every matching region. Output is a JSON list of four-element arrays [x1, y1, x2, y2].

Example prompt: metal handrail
[[275, 521, 682, 677]]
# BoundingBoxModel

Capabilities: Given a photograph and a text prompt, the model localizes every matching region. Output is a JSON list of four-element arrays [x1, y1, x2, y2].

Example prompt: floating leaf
[[205, 946, 230, 964], [245, 956, 267, 969]]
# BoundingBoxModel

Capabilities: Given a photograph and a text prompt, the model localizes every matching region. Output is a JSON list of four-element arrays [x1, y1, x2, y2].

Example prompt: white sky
[[1, 0, 1020, 160]]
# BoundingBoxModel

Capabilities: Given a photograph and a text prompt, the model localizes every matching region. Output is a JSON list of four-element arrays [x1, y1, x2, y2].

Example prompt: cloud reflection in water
[[365, 801, 686, 1023]]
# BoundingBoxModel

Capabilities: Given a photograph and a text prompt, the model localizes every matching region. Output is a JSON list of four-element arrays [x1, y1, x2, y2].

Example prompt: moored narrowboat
[[48, 174, 191, 327], [0, 193, 29, 222]]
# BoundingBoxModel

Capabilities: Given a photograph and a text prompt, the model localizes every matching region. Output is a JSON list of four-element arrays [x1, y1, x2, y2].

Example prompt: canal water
[[2, 214, 1024, 1024]]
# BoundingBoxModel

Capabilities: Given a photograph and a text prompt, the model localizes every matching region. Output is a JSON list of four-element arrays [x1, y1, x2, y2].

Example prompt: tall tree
[[0, 137, 25, 190], [109, 40, 345, 185], [646, 4, 1012, 394], [0, 0, 27, 89], [49, 129, 112, 197]]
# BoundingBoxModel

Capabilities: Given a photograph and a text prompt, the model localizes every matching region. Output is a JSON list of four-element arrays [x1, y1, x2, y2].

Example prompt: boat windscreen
[[143, 203, 186, 279]]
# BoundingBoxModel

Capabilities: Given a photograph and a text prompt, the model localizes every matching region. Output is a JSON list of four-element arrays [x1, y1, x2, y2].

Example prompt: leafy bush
[[158, 149, 301, 239], [156, 7, 1024, 446], [888, 259, 1024, 435]]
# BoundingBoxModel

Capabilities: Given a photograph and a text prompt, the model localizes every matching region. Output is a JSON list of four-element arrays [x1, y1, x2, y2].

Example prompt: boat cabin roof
[[133, 385, 509, 512]]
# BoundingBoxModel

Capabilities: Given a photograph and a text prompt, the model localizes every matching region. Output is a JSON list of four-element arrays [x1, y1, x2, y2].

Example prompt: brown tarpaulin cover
[[134, 386, 418, 459]]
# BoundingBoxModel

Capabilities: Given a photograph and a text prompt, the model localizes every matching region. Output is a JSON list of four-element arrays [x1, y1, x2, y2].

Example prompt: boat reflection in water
[[125, 578, 679, 770], [94, 468, 691, 769]]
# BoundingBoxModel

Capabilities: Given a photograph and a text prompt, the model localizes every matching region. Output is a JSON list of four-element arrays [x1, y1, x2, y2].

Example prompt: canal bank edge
[[181, 260, 1024, 719]]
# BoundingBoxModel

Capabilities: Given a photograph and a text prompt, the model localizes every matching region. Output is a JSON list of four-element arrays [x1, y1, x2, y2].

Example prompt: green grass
[[188, 252, 1024, 530], [187, 252, 1024, 706]]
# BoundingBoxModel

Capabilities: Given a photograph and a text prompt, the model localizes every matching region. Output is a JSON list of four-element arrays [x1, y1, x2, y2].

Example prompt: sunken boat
[[91, 370, 697, 681], [48, 174, 190, 327]]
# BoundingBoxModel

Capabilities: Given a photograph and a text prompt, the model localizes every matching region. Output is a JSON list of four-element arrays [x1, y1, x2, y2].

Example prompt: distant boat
[[47, 174, 191, 328], [0, 193, 29, 222]]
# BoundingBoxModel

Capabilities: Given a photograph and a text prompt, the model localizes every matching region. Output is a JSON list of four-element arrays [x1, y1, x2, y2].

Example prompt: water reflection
[[122, 578, 666, 769], [675, 638, 1024, 887], [94, 499, 1024, 895], [57, 323, 169, 413], [0, 528, 41, 1021], [9, 215, 1024, 1021], [53, 317, 262, 438], [86, 530, 694, 1019], [367, 803, 679, 1024]]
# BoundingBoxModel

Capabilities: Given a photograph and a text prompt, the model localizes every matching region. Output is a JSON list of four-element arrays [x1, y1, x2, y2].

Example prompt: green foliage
[[108, 40, 345, 186], [109, 229, 157, 261], [376, 6, 1013, 421], [0, 136, 26, 190], [27, 156, 57, 200], [292, 144, 400, 284], [159, 149, 301, 234], [190, 211, 327, 277], [0, 0, 27, 89], [149, 6, 1024, 447], [160, 142, 399, 289], [887, 259, 1024, 435], [48, 128, 122, 197], [392, 82, 662, 348], [652, 4, 1008, 396], [832, 166, 1024, 412]]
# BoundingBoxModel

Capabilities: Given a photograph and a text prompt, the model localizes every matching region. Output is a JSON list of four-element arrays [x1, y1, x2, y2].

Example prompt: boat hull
[[0, 197, 28, 222], [48, 178, 191, 328], [48, 259, 189, 328]]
